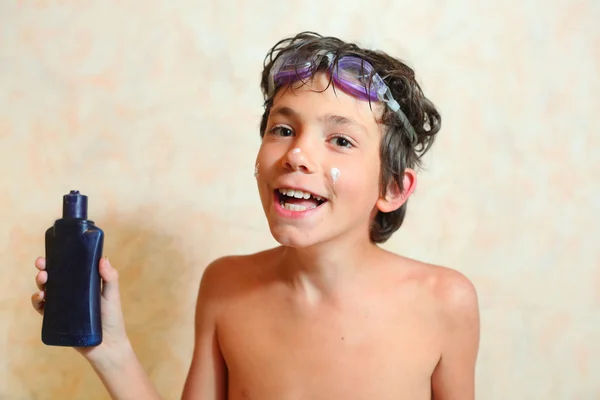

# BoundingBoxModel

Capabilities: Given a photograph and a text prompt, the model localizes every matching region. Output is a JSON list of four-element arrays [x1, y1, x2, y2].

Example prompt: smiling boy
[[32, 32, 480, 399]]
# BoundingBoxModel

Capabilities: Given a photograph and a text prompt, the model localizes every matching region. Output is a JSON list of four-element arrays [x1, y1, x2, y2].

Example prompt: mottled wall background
[[1, 1, 598, 399]]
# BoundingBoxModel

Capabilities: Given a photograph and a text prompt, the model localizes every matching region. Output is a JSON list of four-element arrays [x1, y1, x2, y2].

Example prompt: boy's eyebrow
[[322, 114, 367, 134], [271, 106, 368, 134], [270, 106, 299, 120]]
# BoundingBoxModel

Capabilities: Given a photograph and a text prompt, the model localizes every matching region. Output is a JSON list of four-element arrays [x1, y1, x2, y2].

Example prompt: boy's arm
[[181, 259, 229, 400], [431, 269, 480, 400], [89, 345, 164, 400]]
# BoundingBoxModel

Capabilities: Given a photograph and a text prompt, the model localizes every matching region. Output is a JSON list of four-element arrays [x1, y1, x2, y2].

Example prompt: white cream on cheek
[[254, 162, 259, 178], [330, 167, 340, 183]]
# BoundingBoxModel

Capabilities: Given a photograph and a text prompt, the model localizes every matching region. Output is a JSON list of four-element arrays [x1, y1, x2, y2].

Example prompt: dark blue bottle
[[42, 190, 104, 347]]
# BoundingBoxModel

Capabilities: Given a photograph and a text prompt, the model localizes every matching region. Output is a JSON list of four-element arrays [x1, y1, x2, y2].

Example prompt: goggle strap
[[396, 108, 418, 144]]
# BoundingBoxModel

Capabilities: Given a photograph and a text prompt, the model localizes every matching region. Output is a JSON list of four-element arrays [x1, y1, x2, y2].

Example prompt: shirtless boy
[[31, 32, 480, 399]]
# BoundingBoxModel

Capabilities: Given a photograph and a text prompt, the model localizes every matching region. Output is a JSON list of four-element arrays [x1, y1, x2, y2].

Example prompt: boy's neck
[[277, 233, 381, 302]]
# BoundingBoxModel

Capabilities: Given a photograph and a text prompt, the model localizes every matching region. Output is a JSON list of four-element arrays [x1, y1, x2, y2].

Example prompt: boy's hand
[[32, 256, 133, 368]]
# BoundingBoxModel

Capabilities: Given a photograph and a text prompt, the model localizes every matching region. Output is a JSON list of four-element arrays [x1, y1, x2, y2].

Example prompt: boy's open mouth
[[275, 188, 327, 212]]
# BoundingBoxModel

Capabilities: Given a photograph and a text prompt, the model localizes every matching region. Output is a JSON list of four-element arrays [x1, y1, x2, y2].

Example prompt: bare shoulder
[[428, 263, 479, 321], [382, 252, 479, 326], [197, 247, 282, 303], [184, 249, 282, 398], [400, 261, 480, 397], [191, 247, 281, 335], [421, 260, 478, 323], [385, 254, 480, 397]]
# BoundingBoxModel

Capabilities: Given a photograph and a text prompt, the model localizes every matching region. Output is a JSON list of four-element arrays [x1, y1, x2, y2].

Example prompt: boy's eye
[[272, 126, 294, 137], [331, 136, 353, 148]]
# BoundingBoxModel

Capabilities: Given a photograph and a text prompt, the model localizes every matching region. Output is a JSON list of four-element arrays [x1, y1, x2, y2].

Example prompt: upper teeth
[[278, 188, 322, 201]]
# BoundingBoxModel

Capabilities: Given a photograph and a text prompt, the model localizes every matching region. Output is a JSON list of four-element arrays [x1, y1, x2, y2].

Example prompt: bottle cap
[[62, 190, 88, 219]]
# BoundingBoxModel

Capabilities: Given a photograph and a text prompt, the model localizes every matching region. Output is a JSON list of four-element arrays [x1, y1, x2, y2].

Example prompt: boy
[[31, 31, 480, 399]]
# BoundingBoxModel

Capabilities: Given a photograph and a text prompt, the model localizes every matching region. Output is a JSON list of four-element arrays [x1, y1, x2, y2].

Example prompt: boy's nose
[[282, 146, 316, 174]]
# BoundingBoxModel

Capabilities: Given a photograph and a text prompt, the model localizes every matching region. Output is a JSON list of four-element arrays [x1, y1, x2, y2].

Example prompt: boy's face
[[255, 72, 401, 248]]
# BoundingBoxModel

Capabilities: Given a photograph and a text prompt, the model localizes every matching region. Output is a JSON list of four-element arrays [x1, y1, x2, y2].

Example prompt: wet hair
[[259, 31, 441, 243]]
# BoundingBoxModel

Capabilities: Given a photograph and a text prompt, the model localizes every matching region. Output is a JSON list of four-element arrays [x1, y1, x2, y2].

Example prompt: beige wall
[[2, 1, 598, 399]]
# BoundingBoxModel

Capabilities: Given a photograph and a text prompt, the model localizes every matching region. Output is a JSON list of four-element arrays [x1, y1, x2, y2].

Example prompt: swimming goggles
[[267, 50, 417, 142]]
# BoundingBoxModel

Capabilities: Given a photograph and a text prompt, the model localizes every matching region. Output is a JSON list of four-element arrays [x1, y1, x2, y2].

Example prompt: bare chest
[[218, 290, 441, 400]]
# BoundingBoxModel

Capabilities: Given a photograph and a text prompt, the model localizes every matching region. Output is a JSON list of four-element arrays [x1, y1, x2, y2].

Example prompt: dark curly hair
[[259, 31, 441, 243]]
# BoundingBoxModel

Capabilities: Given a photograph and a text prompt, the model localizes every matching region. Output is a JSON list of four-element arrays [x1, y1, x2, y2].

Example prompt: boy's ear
[[375, 169, 417, 213]]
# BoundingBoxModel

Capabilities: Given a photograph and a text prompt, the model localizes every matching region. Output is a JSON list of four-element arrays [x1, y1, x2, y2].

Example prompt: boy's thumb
[[99, 256, 120, 297]]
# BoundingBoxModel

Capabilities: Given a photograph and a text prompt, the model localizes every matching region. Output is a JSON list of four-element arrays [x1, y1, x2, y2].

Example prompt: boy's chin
[[268, 226, 323, 249]]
